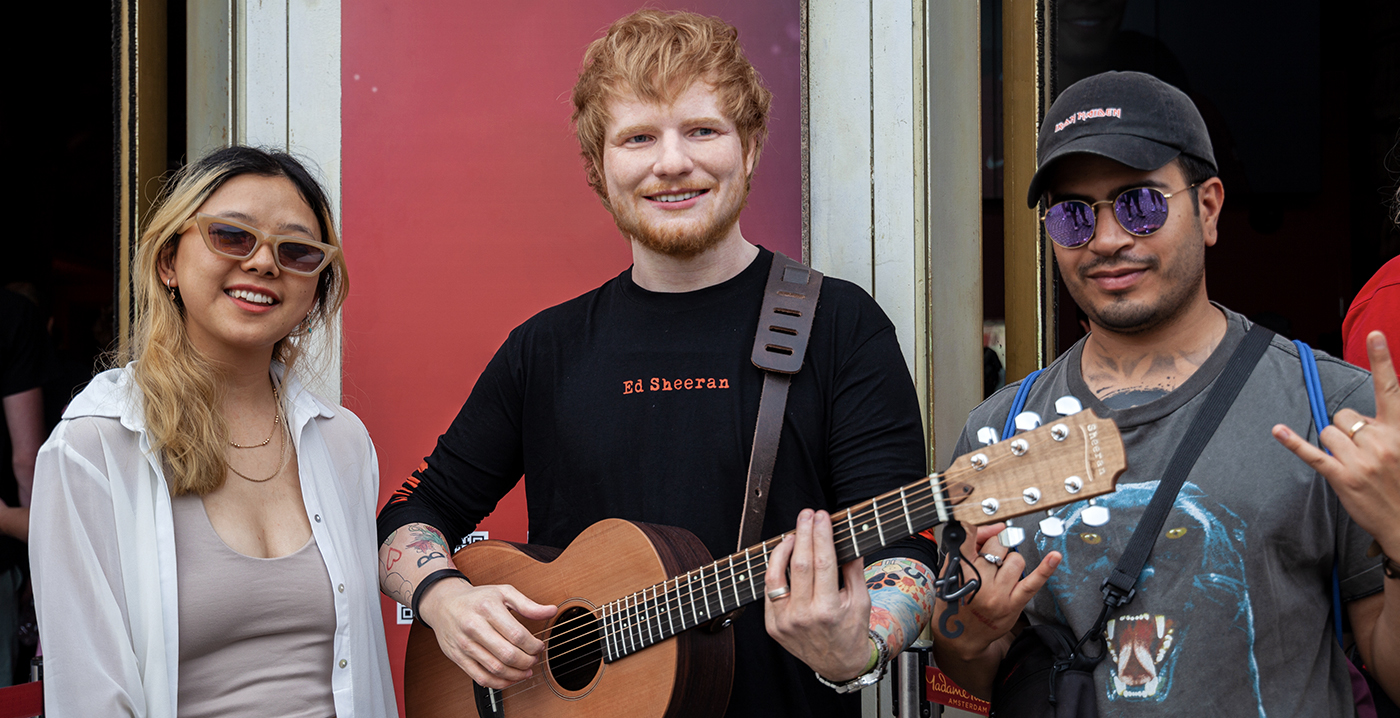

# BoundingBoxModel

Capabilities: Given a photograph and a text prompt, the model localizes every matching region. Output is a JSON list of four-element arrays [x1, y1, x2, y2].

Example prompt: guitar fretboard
[[597, 474, 951, 662]]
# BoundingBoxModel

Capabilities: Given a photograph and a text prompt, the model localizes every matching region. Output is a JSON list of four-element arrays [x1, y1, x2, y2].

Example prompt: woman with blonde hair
[[30, 146, 395, 717]]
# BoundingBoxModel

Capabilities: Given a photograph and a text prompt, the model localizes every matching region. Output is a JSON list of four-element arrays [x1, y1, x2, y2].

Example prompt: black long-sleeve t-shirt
[[378, 248, 936, 718]]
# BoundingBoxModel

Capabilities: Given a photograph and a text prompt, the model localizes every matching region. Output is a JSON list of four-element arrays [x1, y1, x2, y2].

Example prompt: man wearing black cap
[[933, 71, 1399, 714]]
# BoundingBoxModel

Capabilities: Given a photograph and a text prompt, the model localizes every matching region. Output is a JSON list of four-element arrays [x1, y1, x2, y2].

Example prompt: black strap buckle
[[1100, 578, 1136, 609], [932, 522, 982, 639]]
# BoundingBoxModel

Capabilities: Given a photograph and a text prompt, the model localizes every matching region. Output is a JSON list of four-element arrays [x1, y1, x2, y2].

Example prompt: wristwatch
[[814, 630, 891, 694]]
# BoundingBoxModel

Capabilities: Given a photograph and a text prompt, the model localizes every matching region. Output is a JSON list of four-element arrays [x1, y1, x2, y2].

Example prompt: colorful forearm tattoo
[[406, 524, 451, 567], [866, 557, 935, 655], [379, 523, 453, 606]]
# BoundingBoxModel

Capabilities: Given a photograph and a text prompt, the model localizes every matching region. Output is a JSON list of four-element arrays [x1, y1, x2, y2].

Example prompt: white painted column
[[239, 0, 290, 147], [809, 3, 936, 716], [286, 0, 343, 403], [186, 0, 234, 160], [921, 3, 986, 716], [227, 0, 343, 402], [807, 0, 926, 419], [872, 3, 921, 379], [924, 3, 984, 470], [808, 0, 983, 464], [809, 1, 985, 708], [808, 0, 874, 293]]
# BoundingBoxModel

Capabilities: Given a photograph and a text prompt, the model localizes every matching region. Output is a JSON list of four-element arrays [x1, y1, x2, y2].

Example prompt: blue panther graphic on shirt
[[1035, 481, 1265, 716]]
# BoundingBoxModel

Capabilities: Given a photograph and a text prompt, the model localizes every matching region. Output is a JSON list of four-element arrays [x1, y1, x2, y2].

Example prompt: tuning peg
[[998, 522, 1026, 548], [1014, 411, 1042, 433], [976, 426, 1001, 445], [1039, 513, 1066, 537], [1081, 500, 1110, 527], [1055, 396, 1084, 416]]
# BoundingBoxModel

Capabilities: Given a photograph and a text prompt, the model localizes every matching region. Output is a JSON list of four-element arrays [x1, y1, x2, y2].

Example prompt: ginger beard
[[606, 176, 749, 258]]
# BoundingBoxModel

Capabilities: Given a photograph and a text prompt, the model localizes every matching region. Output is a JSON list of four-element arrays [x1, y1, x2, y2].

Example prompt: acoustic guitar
[[405, 409, 1127, 718]]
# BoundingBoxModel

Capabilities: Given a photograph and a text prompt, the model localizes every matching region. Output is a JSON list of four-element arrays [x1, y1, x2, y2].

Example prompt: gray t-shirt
[[954, 308, 1385, 717]]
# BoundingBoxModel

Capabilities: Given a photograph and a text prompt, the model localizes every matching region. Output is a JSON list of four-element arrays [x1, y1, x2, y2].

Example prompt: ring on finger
[[982, 553, 1004, 567], [1348, 420, 1369, 439], [767, 586, 791, 600]]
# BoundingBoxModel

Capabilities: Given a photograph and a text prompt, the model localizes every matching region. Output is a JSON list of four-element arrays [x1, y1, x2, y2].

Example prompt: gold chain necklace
[[229, 385, 282, 449], [227, 388, 293, 483], [228, 419, 293, 483]]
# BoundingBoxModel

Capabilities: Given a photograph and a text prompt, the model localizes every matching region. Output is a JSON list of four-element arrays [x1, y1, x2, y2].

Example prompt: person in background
[[1340, 186, 1400, 717], [1343, 252, 1400, 372], [0, 288, 43, 686], [30, 146, 395, 717]]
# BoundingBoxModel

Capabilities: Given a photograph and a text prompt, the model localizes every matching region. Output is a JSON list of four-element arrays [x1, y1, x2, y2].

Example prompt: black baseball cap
[[1026, 71, 1217, 208]]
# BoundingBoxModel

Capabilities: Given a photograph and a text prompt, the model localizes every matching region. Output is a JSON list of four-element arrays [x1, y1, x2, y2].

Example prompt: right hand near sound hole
[[419, 578, 559, 689]]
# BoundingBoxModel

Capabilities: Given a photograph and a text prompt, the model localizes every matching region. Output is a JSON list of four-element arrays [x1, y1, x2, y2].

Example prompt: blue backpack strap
[[1296, 340, 1331, 433], [1295, 339, 1347, 650], [1001, 368, 1045, 438]]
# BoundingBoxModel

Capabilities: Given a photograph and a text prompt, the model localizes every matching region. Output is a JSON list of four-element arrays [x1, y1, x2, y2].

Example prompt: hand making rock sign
[[1273, 330, 1400, 702]]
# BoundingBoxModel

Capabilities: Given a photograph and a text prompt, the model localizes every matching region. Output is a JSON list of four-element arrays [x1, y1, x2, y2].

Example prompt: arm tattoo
[[379, 524, 455, 605], [407, 524, 451, 567], [380, 529, 402, 571], [383, 569, 413, 605], [865, 557, 935, 656]]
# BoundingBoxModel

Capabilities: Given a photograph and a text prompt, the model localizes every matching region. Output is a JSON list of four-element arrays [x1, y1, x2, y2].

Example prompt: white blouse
[[30, 364, 397, 718]]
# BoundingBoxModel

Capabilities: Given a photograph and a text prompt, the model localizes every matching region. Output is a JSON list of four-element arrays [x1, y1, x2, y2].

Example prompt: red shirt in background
[[1343, 254, 1400, 370]]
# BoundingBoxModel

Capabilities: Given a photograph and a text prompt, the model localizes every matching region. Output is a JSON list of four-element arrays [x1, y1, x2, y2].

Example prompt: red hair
[[571, 9, 773, 204]]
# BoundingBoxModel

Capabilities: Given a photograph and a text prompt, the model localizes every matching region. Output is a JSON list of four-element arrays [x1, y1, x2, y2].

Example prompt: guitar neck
[[597, 410, 1125, 663], [598, 474, 952, 663]]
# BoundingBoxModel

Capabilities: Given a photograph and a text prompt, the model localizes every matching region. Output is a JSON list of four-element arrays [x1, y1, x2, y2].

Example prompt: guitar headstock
[[942, 410, 1126, 527]]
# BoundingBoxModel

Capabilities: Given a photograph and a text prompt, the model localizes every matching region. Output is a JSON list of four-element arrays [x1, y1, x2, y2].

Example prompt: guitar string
[[478, 431, 1097, 703], [470, 428, 1092, 702], [478, 486, 946, 708], [519, 539, 785, 673], [509, 468, 988, 659], [501, 483, 964, 676], [498, 423, 1087, 671], [515, 484, 945, 654], [479, 546, 785, 706]]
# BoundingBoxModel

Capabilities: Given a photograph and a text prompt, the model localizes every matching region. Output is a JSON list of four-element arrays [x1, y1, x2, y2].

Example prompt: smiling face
[[1046, 155, 1221, 336], [160, 173, 323, 365], [601, 81, 756, 258]]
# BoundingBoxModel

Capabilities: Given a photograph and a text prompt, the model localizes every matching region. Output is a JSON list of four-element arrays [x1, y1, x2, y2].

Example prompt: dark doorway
[[5, 4, 116, 427], [981, 0, 1400, 384]]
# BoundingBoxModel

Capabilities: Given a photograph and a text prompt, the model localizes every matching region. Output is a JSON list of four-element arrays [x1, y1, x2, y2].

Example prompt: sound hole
[[546, 605, 603, 691]]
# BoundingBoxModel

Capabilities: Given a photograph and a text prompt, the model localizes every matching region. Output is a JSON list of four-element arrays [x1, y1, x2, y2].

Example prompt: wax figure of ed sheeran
[[376, 10, 940, 718]]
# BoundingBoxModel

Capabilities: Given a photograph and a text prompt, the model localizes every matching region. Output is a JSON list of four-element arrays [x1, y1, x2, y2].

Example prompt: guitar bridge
[[471, 683, 505, 718]]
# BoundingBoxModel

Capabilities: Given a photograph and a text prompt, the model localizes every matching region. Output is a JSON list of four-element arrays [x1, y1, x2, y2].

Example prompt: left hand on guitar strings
[[763, 509, 875, 682]]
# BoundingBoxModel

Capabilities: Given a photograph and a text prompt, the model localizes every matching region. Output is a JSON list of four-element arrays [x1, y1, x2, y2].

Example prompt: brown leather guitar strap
[[737, 251, 823, 552], [705, 251, 822, 632]]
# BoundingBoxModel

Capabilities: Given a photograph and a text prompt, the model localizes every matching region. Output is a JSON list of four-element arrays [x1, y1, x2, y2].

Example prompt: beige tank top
[[173, 493, 337, 718]]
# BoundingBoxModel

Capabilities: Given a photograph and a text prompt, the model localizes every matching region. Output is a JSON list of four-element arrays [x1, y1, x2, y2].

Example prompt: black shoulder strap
[[736, 251, 823, 552], [1101, 324, 1273, 604], [1066, 325, 1274, 667]]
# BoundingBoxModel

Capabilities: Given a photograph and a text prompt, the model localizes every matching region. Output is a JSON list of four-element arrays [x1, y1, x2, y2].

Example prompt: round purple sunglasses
[[1041, 184, 1198, 249]]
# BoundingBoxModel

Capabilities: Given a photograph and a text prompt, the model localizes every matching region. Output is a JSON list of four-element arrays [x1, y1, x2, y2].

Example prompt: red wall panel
[[341, 2, 799, 712]]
